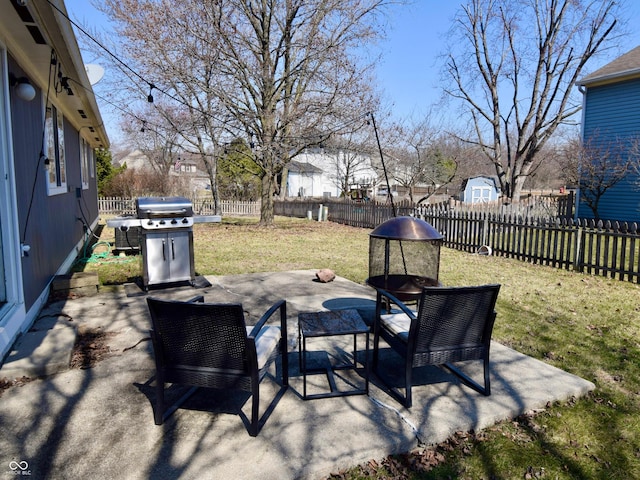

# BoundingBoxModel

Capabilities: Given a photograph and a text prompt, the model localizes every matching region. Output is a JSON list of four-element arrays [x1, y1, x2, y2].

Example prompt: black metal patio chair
[[146, 295, 288, 436], [372, 284, 501, 408]]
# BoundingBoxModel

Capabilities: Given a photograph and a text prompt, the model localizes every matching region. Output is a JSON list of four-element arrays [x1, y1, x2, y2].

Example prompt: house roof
[[1, 0, 109, 148], [460, 175, 501, 192], [288, 161, 323, 174], [578, 46, 640, 87]]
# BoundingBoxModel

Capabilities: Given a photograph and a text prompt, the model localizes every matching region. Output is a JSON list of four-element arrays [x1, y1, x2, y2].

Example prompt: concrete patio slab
[[1, 321, 77, 378], [0, 270, 595, 479]]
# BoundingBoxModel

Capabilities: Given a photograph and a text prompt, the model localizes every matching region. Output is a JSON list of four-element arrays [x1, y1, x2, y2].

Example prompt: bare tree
[[92, 0, 390, 224], [560, 133, 635, 220], [119, 106, 182, 177], [443, 0, 622, 203], [384, 118, 459, 203]]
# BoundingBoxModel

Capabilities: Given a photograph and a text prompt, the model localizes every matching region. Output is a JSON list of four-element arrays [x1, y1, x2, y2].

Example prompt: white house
[[287, 147, 378, 198]]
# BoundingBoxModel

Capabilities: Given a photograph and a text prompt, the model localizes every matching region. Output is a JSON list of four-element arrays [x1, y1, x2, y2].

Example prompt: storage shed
[[459, 176, 501, 204]]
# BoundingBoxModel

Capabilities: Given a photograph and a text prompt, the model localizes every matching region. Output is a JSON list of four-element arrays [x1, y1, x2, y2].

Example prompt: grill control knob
[[147, 220, 153, 226], [159, 220, 166, 225], [171, 219, 178, 225], [182, 218, 189, 224]]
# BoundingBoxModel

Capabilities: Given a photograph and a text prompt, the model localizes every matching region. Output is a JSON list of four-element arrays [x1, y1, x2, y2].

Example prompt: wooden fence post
[[573, 223, 584, 273]]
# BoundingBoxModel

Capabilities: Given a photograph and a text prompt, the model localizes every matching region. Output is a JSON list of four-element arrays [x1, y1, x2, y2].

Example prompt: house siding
[[0, 0, 107, 360], [580, 78, 640, 222], [291, 149, 377, 198], [9, 58, 99, 313]]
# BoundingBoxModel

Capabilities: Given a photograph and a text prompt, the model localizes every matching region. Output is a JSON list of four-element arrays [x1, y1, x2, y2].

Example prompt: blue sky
[[374, 2, 460, 117], [65, 0, 640, 141]]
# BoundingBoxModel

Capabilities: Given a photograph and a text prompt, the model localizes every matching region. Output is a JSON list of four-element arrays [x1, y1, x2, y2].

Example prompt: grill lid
[[136, 196, 193, 218]]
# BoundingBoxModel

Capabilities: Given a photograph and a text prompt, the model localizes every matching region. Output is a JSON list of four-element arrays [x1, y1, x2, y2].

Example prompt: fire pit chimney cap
[[370, 216, 443, 241]]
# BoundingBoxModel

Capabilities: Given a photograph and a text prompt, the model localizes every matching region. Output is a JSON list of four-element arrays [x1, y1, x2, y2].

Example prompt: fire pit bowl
[[366, 216, 443, 302]]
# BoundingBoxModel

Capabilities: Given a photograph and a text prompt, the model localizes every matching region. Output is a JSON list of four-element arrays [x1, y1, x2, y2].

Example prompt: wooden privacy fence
[[98, 196, 261, 216], [274, 198, 640, 284], [192, 198, 260, 216]]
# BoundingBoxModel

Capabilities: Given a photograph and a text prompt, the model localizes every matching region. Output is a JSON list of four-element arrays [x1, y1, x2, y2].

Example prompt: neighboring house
[[116, 149, 211, 192], [459, 176, 501, 203], [115, 149, 148, 170], [173, 158, 211, 192], [286, 160, 324, 197], [287, 147, 378, 198], [576, 46, 640, 223], [0, 0, 108, 359]]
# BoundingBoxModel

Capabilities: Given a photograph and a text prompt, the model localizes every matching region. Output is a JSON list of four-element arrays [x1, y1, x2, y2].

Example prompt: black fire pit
[[366, 216, 443, 302]]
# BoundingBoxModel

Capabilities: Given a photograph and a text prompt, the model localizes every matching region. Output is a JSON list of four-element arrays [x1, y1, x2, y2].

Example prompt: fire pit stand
[[366, 216, 443, 302]]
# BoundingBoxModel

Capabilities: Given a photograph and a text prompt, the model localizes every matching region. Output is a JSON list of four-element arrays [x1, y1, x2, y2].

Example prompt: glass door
[[0, 49, 7, 307]]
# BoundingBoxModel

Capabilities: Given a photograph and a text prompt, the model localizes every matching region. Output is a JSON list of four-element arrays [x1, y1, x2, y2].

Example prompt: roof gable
[[288, 161, 323, 174]]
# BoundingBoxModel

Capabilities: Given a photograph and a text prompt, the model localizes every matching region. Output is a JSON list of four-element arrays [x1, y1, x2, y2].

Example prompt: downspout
[[576, 84, 587, 221]]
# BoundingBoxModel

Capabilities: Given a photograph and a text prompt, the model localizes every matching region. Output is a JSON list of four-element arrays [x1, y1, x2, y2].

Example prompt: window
[[80, 136, 92, 189], [45, 102, 66, 195]]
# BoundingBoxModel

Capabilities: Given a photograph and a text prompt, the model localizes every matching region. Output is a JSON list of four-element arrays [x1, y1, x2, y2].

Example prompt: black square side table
[[298, 309, 370, 400]]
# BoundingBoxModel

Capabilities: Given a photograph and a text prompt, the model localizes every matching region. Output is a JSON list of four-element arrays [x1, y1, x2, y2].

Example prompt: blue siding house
[[0, 0, 109, 359], [459, 176, 501, 204], [577, 46, 640, 223]]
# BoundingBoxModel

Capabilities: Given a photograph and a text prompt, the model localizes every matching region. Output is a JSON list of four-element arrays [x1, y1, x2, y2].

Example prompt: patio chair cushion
[[147, 297, 289, 436], [373, 284, 501, 408], [380, 311, 416, 342], [246, 326, 281, 369]]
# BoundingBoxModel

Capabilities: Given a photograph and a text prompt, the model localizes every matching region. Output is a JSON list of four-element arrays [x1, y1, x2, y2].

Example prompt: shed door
[[471, 186, 492, 203]]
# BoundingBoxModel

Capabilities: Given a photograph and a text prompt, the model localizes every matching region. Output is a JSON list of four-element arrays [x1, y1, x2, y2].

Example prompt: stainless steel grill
[[107, 196, 221, 289]]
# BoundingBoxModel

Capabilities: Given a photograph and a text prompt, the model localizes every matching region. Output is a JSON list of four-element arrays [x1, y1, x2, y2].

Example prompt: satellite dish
[[85, 64, 105, 86]]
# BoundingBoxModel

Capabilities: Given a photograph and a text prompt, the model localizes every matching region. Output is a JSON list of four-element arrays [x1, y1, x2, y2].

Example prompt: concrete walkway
[[0, 270, 594, 479]]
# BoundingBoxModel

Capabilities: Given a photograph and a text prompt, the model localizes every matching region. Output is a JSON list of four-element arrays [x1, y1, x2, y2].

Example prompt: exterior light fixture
[[10, 74, 36, 102]]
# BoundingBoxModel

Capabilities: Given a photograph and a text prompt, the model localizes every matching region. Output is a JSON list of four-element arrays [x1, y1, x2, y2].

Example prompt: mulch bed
[[69, 326, 117, 369]]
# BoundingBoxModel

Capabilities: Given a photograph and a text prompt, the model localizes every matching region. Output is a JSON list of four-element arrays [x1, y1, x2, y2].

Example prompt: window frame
[[80, 135, 92, 190], [44, 102, 67, 196]]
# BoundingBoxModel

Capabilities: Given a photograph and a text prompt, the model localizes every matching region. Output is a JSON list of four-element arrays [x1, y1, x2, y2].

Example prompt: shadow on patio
[[0, 270, 594, 479]]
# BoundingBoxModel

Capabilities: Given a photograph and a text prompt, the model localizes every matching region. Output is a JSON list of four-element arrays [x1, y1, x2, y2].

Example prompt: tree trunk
[[510, 175, 527, 203], [203, 156, 221, 215], [259, 173, 276, 225], [279, 166, 289, 199]]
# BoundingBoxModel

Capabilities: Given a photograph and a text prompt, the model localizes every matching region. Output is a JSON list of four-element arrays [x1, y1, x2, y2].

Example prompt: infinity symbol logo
[[9, 461, 28, 471]]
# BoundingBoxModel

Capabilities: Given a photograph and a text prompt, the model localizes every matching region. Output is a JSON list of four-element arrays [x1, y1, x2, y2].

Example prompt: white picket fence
[[98, 196, 261, 216]]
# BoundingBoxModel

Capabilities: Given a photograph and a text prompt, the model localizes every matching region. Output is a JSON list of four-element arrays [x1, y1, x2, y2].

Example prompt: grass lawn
[[83, 216, 640, 479]]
